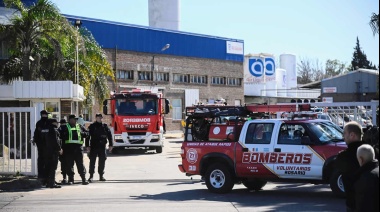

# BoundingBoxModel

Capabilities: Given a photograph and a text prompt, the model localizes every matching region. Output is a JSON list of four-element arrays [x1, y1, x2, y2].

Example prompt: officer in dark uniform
[[58, 119, 68, 184], [86, 113, 113, 182], [43, 119, 63, 188], [59, 114, 89, 185], [32, 110, 50, 185]]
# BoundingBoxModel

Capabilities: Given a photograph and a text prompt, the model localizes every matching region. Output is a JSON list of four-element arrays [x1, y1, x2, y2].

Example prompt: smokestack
[[148, 0, 180, 31]]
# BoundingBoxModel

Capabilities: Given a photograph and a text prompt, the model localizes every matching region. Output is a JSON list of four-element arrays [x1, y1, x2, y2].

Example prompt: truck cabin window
[[116, 98, 157, 115]]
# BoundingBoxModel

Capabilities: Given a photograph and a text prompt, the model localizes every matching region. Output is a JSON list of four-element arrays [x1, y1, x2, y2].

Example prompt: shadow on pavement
[[129, 184, 345, 211]]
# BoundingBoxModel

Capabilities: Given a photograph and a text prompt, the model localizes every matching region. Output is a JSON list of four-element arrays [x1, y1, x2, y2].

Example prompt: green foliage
[[369, 13, 379, 36], [351, 37, 377, 70], [0, 0, 114, 104], [325, 59, 347, 78]]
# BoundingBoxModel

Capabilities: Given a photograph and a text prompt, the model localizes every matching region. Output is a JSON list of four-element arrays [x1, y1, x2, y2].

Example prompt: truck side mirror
[[103, 100, 108, 115], [164, 99, 170, 114]]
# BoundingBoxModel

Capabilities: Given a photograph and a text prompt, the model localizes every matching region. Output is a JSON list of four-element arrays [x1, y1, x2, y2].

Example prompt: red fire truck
[[179, 104, 347, 196], [102, 89, 170, 153]]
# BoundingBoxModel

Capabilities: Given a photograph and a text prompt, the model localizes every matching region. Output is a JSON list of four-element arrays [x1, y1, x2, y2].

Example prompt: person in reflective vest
[[86, 113, 113, 182], [59, 114, 89, 185]]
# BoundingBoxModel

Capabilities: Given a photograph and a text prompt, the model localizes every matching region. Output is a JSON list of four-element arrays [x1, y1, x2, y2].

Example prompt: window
[[245, 123, 274, 144], [0, 41, 10, 59], [211, 77, 225, 85], [138, 71, 153, 81], [234, 99, 241, 106], [155, 72, 169, 82], [226, 78, 242, 86], [173, 74, 189, 83], [190, 75, 207, 84], [117, 70, 134, 80], [278, 124, 307, 145], [172, 99, 182, 120]]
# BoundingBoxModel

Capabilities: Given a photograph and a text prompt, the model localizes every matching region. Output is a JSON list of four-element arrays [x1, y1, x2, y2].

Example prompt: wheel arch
[[322, 155, 338, 182], [200, 153, 235, 176]]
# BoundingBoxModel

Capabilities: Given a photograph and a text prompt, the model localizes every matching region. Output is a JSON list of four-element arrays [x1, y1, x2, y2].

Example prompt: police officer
[[43, 119, 63, 188], [32, 110, 50, 185], [86, 113, 113, 182], [59, 114, 89, 185], [58, 119, 68, 184]]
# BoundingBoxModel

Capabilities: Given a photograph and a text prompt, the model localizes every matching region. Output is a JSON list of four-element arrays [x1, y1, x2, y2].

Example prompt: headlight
[[152, 135, 160, 139], [114, 135, 122, 140]]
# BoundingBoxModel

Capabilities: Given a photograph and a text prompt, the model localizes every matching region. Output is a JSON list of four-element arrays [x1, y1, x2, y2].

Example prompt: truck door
[[235, 121, 276, 177], [273, 123, 318, 179]]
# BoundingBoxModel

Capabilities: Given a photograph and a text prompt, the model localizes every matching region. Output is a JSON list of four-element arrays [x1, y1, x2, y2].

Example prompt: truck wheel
[[156, 146, 163, 154], [205, 163, 234, 193], [243, 179, 267, 191], [329, 171, 345, 198]]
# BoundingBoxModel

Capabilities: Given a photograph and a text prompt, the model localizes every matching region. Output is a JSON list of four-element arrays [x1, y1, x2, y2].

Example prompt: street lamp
[[74, 20, 82, 84], [151, 44, 170, 81]]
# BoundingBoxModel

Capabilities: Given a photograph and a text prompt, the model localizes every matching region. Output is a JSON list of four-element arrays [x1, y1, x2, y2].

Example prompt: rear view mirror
[[103, 100, 108, 115], [164, 99, 170, 114]]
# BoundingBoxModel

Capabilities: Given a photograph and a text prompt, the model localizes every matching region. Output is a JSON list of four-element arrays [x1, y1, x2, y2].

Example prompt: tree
[[0, 0, 66, 81], [351, 37, 377, 70], [369, 13, 379, 36], [0, 0, 114, 104], [325, 59, 347, 78], [297, 57, 324, 84]]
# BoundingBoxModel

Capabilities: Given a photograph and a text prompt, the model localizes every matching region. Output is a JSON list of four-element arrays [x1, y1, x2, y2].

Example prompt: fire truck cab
[[103, 89, 170, 153]]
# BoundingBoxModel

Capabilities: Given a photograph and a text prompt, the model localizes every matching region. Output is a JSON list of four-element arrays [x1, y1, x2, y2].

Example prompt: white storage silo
[[149, 0, 180, 30], [280, 54, 297, 97], [276, 68, 287, 97], [243, 54, 266, 96], [264, 56, 277, 97]]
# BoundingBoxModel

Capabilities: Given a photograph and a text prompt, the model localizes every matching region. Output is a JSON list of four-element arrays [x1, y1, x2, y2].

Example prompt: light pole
[[152, 44, 170, 82], [74, 20, 82, 84]]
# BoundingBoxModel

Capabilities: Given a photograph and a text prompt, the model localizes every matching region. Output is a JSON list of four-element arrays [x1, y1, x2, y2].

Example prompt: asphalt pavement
[[0, 134, 345, 212]]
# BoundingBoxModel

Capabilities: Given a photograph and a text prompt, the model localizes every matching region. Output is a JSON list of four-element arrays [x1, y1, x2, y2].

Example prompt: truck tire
[[329, 170, 345, 198], [156, 146, 163, 154], [242, 179, 267, 191], [205, 163, 234, 193]]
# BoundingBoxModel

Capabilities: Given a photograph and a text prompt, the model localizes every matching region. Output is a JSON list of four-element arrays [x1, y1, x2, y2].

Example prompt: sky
[[50, 0, 379, 66]]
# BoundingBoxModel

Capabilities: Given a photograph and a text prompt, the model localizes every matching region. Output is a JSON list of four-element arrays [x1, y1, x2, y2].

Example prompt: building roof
[[299, 69, 379, 89], [64, 14, 244, 62]]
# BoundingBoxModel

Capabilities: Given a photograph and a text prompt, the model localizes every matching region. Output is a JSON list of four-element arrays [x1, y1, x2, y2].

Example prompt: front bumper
[[113, 132, 163, 147]]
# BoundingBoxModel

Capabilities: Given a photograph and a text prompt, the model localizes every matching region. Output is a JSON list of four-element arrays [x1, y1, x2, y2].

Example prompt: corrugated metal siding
[[65, 15, 243, 62], [322, 71, 378, 93]]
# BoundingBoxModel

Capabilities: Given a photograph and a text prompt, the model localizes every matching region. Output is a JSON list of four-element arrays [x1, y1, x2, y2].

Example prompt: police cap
[[95, 113, 103, 118], [40, 110, 50, 115], [68, 114, 77, 120]]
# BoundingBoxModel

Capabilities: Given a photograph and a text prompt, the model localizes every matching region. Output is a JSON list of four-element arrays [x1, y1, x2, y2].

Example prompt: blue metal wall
[[322, 70, 378, 93], [65, 15, 244, 62]]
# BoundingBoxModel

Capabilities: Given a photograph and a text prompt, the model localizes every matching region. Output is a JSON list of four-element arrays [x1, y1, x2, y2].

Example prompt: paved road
[[0, 138, 345, 212]]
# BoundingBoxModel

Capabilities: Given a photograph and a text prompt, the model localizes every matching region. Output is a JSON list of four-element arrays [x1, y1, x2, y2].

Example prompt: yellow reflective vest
[[65, 124, 83, 144]]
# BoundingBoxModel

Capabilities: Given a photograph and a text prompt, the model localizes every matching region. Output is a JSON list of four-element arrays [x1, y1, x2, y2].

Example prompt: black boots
[[81, 176, 89, 185], [88, 174, 93, 183], [47, 179, 61, 188], [68, 177, 74, 185], [99, 175, 106, 181]]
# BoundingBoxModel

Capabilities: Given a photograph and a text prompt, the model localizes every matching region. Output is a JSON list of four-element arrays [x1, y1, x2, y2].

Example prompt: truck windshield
[[306, 121, 344, 143], [116, 98, 157, 115]]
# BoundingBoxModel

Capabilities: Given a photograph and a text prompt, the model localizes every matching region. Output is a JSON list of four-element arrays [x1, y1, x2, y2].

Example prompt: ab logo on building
[[248, 57, 276, 77]]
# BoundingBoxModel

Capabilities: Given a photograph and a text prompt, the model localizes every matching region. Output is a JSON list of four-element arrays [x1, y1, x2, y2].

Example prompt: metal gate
[[0, 107, 37, 176]]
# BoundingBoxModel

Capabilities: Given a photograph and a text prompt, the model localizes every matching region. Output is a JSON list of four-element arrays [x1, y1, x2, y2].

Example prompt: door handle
[[274, 148, 281, 152], [242, 147, 249, 152]]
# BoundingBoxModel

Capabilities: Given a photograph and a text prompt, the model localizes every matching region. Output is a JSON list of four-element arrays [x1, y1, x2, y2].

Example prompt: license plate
[[129, 136, 143, 140]]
